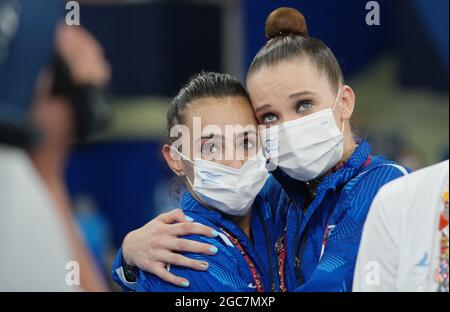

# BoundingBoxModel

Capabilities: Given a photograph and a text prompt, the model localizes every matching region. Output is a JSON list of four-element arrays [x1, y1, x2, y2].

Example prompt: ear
[[339, 85, 356, 121], [162, 144, 185, 177]]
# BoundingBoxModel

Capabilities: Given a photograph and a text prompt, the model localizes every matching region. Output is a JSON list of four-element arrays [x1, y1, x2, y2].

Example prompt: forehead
[[183, 96, 257, 132], [247, 59, 330, 103]]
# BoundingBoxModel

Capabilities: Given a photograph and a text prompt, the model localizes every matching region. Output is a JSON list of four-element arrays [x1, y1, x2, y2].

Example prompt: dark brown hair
[[248, 7, 344, 90], [166, 71, 250, 200]]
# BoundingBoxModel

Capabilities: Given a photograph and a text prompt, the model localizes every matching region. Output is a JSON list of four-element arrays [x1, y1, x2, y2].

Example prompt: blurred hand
[[32, 24, 112, 155], [121, 209, 219, 287], [55, 24, 111, 87]]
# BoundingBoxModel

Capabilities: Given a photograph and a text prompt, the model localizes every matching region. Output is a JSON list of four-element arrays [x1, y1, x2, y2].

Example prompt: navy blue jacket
[[262, 140, 409, 291], [113, 191, 285, 292], [113, 140, 407, 292]]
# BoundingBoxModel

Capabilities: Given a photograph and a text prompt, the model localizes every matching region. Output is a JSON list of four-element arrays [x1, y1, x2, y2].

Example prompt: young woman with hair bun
[[114, 8, 409, 292]]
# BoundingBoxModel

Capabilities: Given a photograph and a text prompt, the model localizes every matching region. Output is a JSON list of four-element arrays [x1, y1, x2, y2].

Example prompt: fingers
[[158, 251, 210, 272], [167, 238, 218, 255], [170, 222, 219, 238], [152, 264, 190, 288], [158, 208, 188, 224]]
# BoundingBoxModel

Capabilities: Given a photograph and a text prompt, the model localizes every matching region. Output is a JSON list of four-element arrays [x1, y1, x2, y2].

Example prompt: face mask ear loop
[[184, 175, 194, 188], [170, 147, 196, 186], [331, 87, 343, 112], [171, 146, 195, 166], [331, 88, 346, 134]]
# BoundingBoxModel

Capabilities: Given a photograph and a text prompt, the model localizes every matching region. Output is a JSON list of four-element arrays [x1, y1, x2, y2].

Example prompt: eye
[[262, 113, 279, 124], [202, 142, 220, 155], [241, 137, 256, 150], [297, 100, 313, 113]]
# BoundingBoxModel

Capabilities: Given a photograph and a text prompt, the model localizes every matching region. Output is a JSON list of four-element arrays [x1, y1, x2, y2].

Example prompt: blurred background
[[0, 0, 448, 290]]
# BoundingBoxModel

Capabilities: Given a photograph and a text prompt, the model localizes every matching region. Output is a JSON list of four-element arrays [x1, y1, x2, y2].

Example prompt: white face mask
[[260, 89, 345, 182], [172, 149, 269, 216]]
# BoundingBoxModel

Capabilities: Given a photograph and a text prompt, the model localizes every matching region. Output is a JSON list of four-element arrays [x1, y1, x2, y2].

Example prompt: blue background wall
[[61, 1, 448, 282]]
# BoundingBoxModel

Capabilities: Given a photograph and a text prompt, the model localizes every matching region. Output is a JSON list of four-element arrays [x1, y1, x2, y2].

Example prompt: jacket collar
[[271, 139, 373, 209]]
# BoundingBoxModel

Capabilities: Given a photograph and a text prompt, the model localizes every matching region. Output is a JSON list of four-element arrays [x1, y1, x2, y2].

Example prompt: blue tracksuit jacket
[[262, 140, 409, 291], [113, 191, 284, 292], [112, 139, 408, 292]]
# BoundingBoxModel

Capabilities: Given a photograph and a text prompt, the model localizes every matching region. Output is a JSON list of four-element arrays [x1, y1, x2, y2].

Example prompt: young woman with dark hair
[[114, 8, 409, 292], [113, 72, 286, 292]]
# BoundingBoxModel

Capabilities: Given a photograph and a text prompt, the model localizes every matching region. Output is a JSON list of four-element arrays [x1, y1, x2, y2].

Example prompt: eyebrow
[[192, 133, 220, 145], [195, 130, 256, 144], [236, 129, 257, 139], [289, 91, 317, 99], [200, 133, 223, 141], [254, 91, 317, 115], [254, 104, 272, 114]]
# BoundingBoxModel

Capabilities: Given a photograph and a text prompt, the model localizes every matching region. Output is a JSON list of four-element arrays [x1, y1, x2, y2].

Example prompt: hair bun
[[265, 7, 309, 41]]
